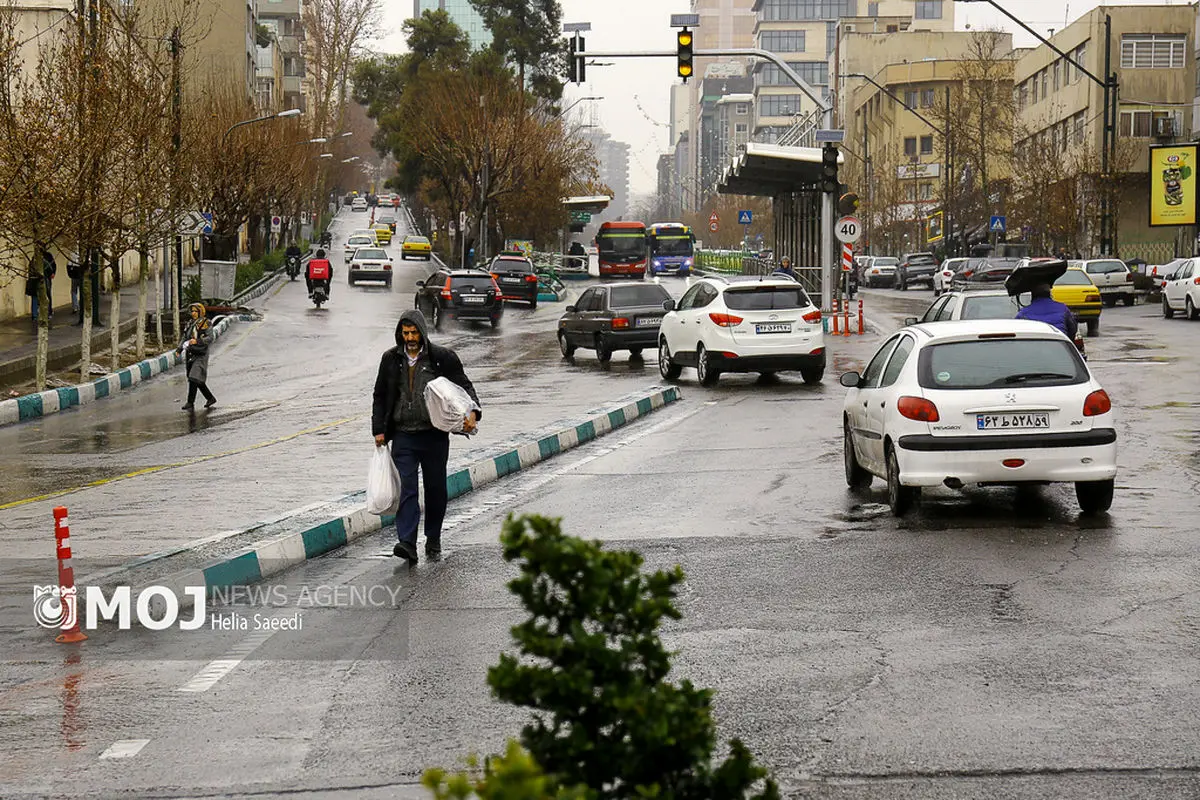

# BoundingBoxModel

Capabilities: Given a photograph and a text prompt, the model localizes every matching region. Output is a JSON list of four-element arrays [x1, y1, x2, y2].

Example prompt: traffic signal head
[[838, 191, 859, 215], [566, 36, 578, 83], [677, 29, 694, 81], [821, 143, 839, 194]]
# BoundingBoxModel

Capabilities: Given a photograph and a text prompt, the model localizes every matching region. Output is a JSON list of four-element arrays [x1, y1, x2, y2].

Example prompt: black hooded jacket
[[371, 309, 481, 441]]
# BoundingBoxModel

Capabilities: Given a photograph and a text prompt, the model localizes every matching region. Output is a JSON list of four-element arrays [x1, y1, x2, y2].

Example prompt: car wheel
[[629, 347, 643, 358], [595, 334, 612, 363], [1188, 297, 1200, 320], [385, 279, 392, 289], [1103, 295, 1118, 308], [529, 297, 538, 311], [1086, 318, 1100, 337], [696, 343, 719, 386], [800, 366, 824, 384], [1163, 297, 1175, 319], [658, 338, 682, 380], [899, 277, 908, 291], [1122, 294, 1135, 307], [886, 446, 918, 517], [431, 304, 441, 330], [491, 314, 501, 329], [400, 254, 406, 261], [1075, 478, 1114, 514], [844, 422, 873, 489], [558, 332, 575, 358], [348, 277, 355, 286]]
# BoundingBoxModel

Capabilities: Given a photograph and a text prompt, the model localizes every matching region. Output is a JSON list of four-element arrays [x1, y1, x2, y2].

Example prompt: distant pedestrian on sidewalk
[[178, 303, 217, 411], [67, 258, 83, 315], [372, 309, 481, 565], [25, 258, 41, 332]]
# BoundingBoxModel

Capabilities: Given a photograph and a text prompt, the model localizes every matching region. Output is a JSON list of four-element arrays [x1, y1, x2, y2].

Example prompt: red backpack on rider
[[308, 259, 330, 280]]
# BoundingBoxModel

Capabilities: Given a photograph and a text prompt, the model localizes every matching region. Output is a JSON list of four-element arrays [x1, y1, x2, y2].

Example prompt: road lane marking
[[0, 416, 363, 511], [99, 739, 150, 759], [177, 630, 275, 693]]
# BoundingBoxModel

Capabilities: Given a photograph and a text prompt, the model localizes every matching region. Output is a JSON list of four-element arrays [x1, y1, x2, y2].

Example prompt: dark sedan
[[489, 254, 540, 309], [558, 282, 673, 362], [949, 257, 1022, 290], [414, 269, 503, 329]]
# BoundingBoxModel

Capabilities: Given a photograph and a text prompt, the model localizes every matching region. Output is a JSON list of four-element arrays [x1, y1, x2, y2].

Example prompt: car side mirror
[[904, 316, 918, 326], [662, 298, 676, 311], [839, 371, 862, 388], [415, 280, 424, 287], [564, 305, 577, 313]]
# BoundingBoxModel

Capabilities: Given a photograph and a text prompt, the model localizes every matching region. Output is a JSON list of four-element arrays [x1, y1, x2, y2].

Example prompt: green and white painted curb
[[0, 314, 256, 429], [148, 386, 683, 605]]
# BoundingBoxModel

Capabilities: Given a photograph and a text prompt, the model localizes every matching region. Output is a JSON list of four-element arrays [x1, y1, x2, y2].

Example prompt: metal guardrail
[[696, 249, 822, 295]]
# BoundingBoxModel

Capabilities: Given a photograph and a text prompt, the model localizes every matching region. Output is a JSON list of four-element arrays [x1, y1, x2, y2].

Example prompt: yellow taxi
[[1053, 267, 1103, 336], [372, 224, 392, 245], [401, 235, 432, 261]]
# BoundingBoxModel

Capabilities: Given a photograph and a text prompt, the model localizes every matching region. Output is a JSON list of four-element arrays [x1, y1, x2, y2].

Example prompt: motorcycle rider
[[1016, 281, 1077, 338], [307, 248, 333, 300], [284, 242, 303, 276]]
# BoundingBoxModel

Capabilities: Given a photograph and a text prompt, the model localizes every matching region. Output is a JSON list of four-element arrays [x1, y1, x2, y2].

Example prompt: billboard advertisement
[[1149, 144, 1198, 226]]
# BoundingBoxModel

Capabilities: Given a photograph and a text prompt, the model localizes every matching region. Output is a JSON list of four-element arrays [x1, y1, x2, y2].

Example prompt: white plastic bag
[[366, 445, 401, 515], [424, 376, 481, 434]]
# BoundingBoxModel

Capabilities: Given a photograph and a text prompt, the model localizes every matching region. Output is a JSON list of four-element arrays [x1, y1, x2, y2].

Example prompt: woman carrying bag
[[178, 303, 217, 411]]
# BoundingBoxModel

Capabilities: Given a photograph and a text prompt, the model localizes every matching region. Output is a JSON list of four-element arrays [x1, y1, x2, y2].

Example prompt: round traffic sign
[[709, 221, 719, 233], [835, 215, 862, 244]]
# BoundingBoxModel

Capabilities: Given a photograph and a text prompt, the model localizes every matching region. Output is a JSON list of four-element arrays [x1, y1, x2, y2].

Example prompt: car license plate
[[461, 295, 485, 304], [636, 317, 662, 327], [755, 322, 792, 334], [976, 413, 1050, 430], [502, 277, 522, 283]]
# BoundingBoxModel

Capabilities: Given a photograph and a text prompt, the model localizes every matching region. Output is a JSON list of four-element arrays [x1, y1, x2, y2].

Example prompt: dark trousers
[[390, 429, 450, 547], [186, 379, 215, 405]]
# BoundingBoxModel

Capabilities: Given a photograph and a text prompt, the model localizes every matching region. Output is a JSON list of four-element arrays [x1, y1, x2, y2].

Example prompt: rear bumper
[[450, 302, 502, 320], [603, 329, 661, 349], [1067, 304, 1102, 319], [895, 429, 1118, 486], [498, 285, 538, 303], [709, 350, 826, 373], [599, 264, 646, 276], [349, 270, 390, 282]]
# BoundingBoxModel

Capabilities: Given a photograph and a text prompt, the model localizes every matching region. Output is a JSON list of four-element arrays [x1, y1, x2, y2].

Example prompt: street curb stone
[[0, 313, 257, 429], [147, 386, 684, 606]]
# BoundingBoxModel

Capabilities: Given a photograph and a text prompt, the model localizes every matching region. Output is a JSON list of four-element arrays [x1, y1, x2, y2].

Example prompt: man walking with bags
[[372, 309, 480, 564]]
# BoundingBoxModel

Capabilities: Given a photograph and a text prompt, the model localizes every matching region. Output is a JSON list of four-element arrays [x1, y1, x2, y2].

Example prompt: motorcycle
[[318, 231, 332, 248], [312, 282, 328, 309], [285, 254, 302, 281]]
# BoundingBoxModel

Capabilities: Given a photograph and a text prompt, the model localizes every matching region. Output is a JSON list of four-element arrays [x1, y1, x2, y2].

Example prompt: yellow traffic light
[[677, 30, 694, 80]]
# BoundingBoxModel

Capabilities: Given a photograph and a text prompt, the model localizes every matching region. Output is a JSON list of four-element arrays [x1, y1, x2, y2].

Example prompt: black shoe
[[393, 541, 418, 564], [181, 404, 194, 411], [425, 542, 442, 561], [204, 398, 217, 408]]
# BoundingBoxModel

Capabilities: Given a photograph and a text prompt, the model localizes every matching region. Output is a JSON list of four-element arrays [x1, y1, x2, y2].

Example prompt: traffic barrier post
[[858, 299, 865, 335], [52, 507, 87, 644]]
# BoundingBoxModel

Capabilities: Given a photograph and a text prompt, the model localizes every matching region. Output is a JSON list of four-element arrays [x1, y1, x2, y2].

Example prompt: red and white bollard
[[831, 300, 840, 334], [843, 300, 850, 337], [53, 507, 87, 644], [857, 299, 865, 335]]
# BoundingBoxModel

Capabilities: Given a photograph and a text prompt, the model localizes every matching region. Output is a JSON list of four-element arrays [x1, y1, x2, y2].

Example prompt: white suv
[[658, 276, 826, 386]]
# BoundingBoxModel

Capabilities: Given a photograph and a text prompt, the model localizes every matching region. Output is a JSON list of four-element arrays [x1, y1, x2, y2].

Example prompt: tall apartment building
[[583, 130, 632, 222], [1014, 5, 1194, 259], [697, 74, 754, 191], [413, 0, 492, 48], [258, 0, 306, 111]]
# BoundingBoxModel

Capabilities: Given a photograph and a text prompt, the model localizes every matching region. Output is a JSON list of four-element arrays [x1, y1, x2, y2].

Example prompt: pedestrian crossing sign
[[738, 210, 753, 225], [989, 215, 1006, 233]]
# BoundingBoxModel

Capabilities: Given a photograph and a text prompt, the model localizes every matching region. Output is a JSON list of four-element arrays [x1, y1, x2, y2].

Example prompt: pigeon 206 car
[[558, 282, 673, 362]]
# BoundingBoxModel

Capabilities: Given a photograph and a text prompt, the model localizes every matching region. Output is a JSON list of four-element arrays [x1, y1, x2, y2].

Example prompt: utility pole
[[169, 25, 183, 342], [944, 85, 953, 256], [87, 0, 100, 326], [1100, 15, 1111, 257]]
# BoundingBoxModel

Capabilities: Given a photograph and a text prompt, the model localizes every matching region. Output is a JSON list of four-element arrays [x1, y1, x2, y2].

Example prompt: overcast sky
[[370, 0, 1192, 196]]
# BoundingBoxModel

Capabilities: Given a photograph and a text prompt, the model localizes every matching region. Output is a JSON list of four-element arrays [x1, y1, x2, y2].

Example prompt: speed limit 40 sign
[[835, 215, 862, 244]]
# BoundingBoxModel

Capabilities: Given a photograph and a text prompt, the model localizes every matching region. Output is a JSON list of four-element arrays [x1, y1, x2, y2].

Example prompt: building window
[[735, 123, 748, 133], [761, 0, 858, 22], [1074, 111, 1086, 144], [760, 61, 827, 86], [1031, 75, 1039, 103], [920, 88, 935, 107], [1052, 60, 1060, 91], [827, 22, 837, 53], [1121, 34, 1187, 69], [1040, 69, 1048, 98], [904, 136, 917, 156], [914, 0, 942, 20], [1119, 109, 1182, 137], [1016, 82, 1028, 110], [1073, 43, 1087, 82], [905, 183, 918, 202], [759, 94, 804, 117], [867, 1, 879, 15], [736, 103, 748, 115], [918, 182, 933, 200], [886, 24, 899, 32], [920, 135, 934, 154], [760, 30, 806, 52], [904, 89, 918, 107]]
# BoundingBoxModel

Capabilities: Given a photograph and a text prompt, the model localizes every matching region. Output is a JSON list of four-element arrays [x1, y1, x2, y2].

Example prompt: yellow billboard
[[1149, 144, 1198, 227], [926, 210, 944, 243]]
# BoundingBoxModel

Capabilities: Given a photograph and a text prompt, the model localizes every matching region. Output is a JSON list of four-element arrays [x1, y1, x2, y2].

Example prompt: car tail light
[[383, 264, 391, 270], [525, 274, 538, 283], [809, 347, 825, 356], [491, 280, 501, 293], [1002, 459, 1025, 468], [1125, 273, 1133, 282], [612, 317, 630, 329], [1085, 293, 1100, 303], [1083, 389, 1112, 416], [441, 277, 453, 300], [802, 310, 822, 324], [720, 351, 738, 358], [962, 270, 975, 278], [708, 312, 743, 327], [897, 396, 940, 422], [1193, 276, 1200, 285], [490, 272, 500, 280]]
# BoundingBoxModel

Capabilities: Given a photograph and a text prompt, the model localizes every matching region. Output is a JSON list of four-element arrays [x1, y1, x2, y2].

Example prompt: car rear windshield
[[906, 254, 936, 265], [609, 285, 671, 308], [493, 258, 533, 273], [960, 295, 1020, 320], [1055, 270, 1094, 286], [406, 237, 429, 245], [1087, 259, 1127, 273], [355, 249, 387, 259], [980, 258, 1021, 270], [919, 339, 1086, 390], [722, 286, 811, 310], [874, 258, 899, 266], [452, 276, 495, 291], [348, 237, 373, 245]]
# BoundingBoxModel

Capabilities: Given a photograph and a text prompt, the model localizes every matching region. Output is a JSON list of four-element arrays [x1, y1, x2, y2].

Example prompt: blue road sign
[[989, 215, 1006, 234], [738, 210, 753, 225], [202, 212, 214, 235]]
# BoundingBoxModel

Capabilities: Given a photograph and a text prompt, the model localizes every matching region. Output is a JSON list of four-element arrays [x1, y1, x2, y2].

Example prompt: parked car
[[1068, 258, 1134, 306], [372, 224, 392, 246], [895, 252, 938, 290], [558, 282, 673, 362], [948, 257, 1021, 291], [657, 276, 826, 386], [840, 319, 1116, 516], [861, 256, 899, 288], [933, 257, 970, 296], [400, 235, 432, 261], [1160, 257, 1200, 319], [347, 247, 393, 288], [344, 234, 375, 263], [488, 254, 540, 309], [414, 269, 503, 329]]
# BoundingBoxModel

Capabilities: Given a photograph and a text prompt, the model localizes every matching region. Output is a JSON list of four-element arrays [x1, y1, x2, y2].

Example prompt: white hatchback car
[[933, 257, 969, 296], [658, 276, 826, 385], [1160, 257, 1200, 319], [840, 319, 1116, 516]]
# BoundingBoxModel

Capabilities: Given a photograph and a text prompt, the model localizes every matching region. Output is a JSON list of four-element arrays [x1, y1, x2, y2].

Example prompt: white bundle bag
[[424, 376, 481, 435], [366, 445, 401, 515]]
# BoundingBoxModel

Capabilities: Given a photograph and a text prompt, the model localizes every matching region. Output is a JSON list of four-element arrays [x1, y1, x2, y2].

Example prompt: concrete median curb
[[0, 313, 257, 429], [145, 386, 684, 603]]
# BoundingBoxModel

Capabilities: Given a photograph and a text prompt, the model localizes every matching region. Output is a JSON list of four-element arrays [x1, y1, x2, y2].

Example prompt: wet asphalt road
[[1, 273, 1198, 797]]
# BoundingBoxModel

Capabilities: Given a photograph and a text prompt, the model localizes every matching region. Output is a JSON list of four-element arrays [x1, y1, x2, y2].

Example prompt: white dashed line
[[177, 630, 275, 693], [99, 739, 150, 759]]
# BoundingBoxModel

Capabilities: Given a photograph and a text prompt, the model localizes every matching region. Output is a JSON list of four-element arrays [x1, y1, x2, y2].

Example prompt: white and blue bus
[[646, 223, 695, 276]]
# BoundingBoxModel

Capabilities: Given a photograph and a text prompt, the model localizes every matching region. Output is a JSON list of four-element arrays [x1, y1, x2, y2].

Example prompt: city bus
[[646, 222, 695, 276], [596, 221, 648, 278]]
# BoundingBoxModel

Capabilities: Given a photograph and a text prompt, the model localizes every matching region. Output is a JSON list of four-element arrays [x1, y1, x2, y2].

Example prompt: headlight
[[653, 259, 662, 266], [684, 258, 693, 266]]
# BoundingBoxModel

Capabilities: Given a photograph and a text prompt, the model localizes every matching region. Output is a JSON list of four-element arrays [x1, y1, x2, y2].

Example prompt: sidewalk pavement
[[0, 290, 163, 390]]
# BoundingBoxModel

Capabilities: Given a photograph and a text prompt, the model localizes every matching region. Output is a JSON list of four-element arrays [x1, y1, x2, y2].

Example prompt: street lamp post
[[559, 95, 603, 116], [222, 107, 302, 148]]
